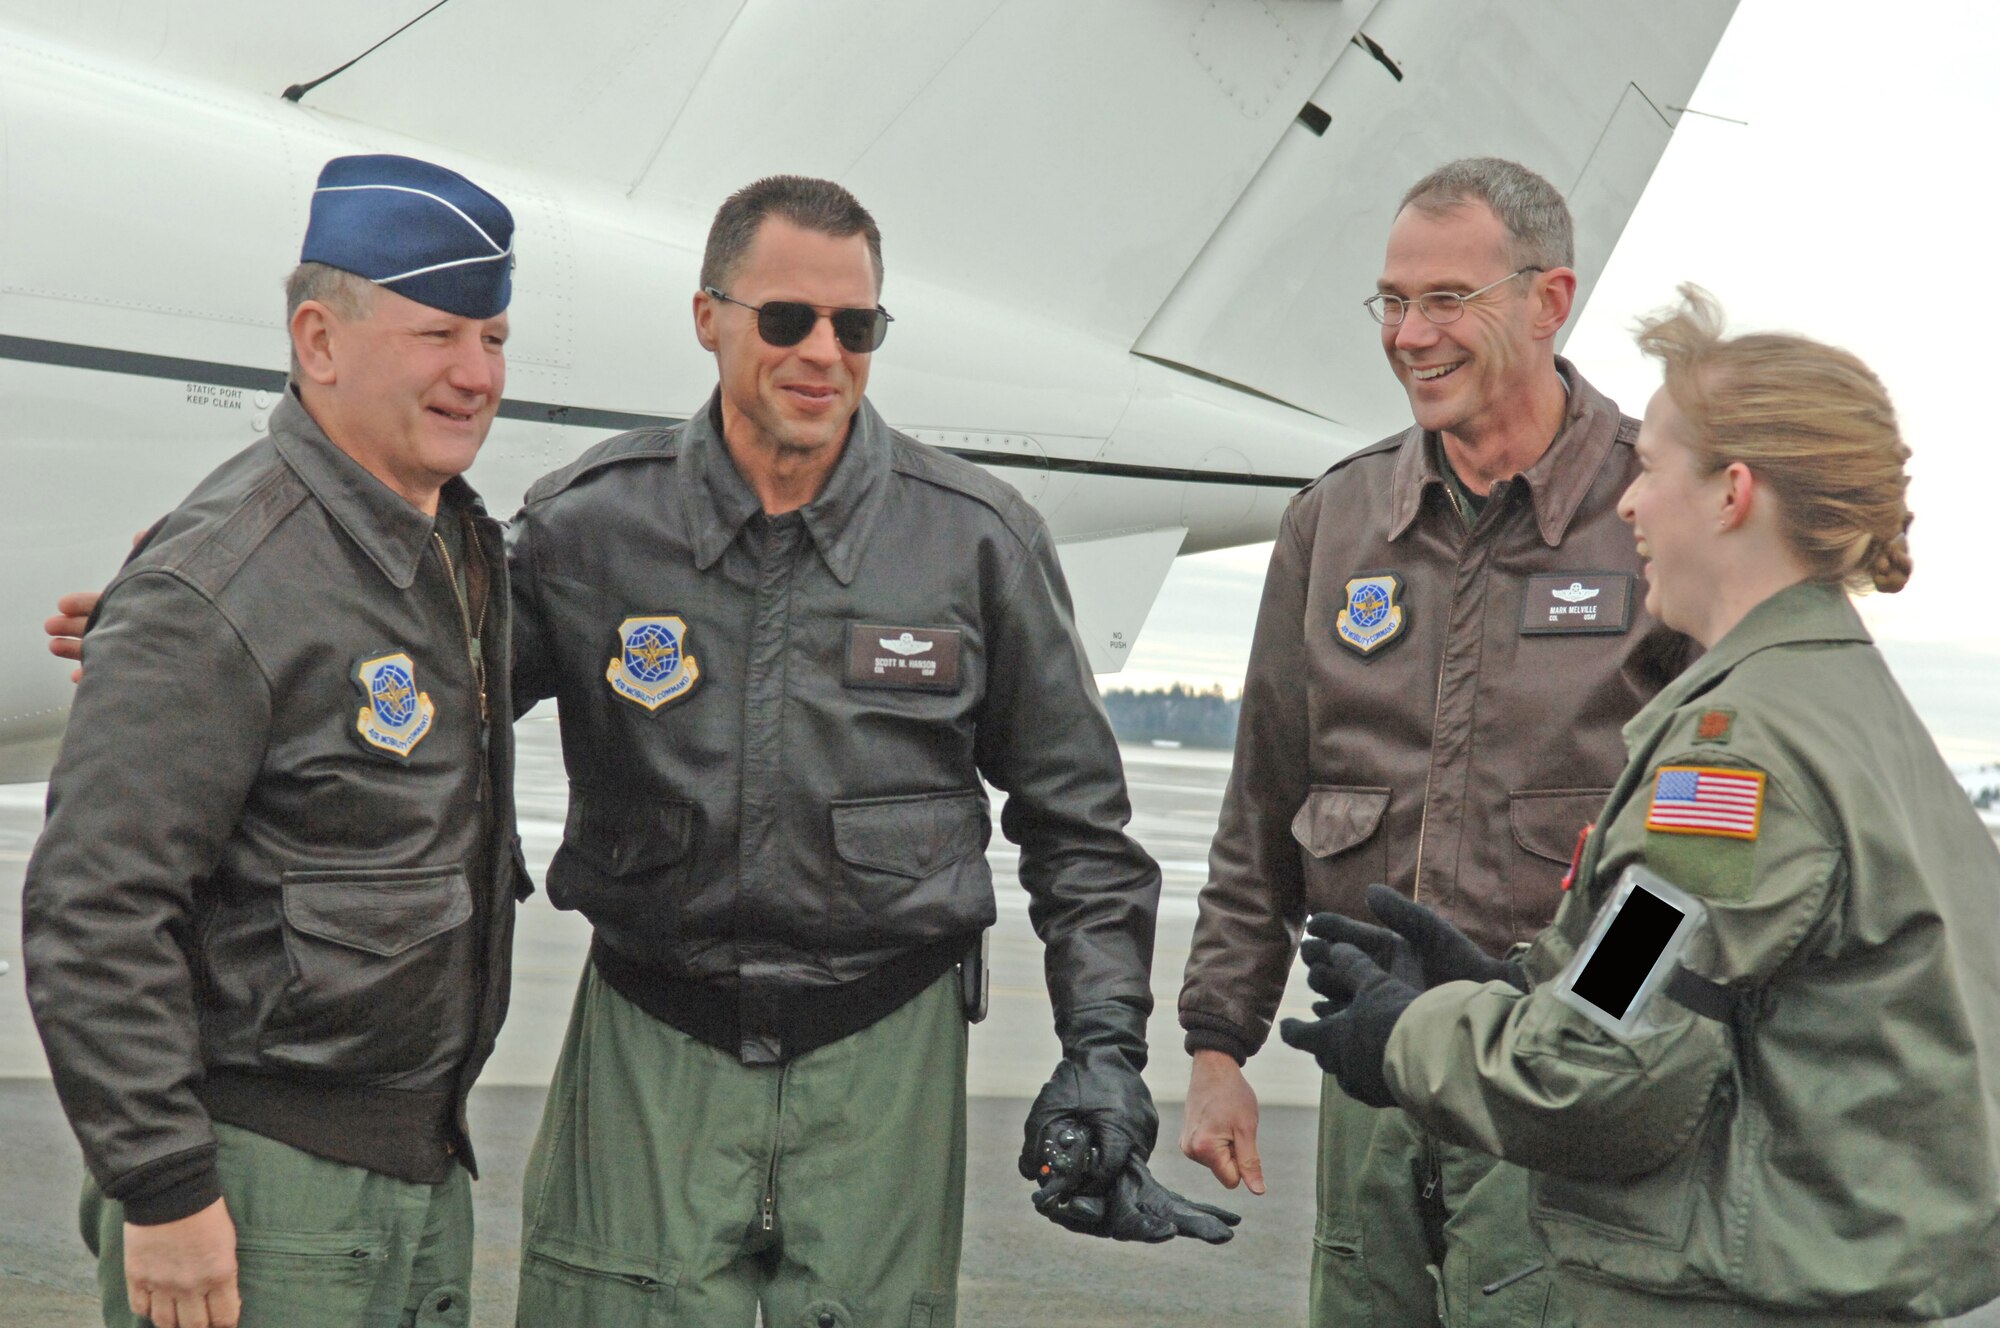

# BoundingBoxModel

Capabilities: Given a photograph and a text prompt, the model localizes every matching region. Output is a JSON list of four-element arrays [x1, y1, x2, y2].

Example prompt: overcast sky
[[1118, 0, 2000, 765]]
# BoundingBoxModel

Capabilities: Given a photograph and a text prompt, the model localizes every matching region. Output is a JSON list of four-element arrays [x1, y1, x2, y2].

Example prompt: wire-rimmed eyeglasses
[[1362, 268, 1543, 326]]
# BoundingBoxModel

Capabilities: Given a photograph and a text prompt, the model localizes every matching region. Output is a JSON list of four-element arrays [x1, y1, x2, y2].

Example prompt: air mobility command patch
[[1335, 572, 1407, 657], [607, 615, 700, 712], [353, 652, 436, 760], [1642, 764, 1765, 902]]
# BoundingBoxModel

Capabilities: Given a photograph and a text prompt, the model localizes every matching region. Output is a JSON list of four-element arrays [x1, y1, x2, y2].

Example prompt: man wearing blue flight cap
[[24, 153, 524, 1328]]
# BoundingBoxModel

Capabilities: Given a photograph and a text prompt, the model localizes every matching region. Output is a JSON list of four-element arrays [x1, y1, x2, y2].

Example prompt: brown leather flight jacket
[[1180, 363, 1694, 1062]]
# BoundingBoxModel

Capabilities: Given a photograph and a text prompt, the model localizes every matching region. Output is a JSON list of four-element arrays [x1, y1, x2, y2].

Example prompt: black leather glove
[[1020, 1000, 1157, 1201], [1033, 1155, 1240, 1244], [1304, 883, 1526, 992], [1278, 941, 1420, 1108]]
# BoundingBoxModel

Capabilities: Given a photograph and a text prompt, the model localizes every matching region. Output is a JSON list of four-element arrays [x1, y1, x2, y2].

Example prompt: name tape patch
[[1520, 573, 1634, 636], [353, 651, 436, 760], [845, 624, 962, 692], [1645, 765, 1765, 840]]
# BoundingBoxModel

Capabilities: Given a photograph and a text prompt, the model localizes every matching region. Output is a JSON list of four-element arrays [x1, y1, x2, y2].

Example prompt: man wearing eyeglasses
[[505, 175, 1228, 1327], [1177, 158, 1694, 1327]]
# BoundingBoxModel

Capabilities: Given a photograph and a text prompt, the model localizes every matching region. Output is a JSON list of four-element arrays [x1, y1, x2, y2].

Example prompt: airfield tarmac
[[1, 713, 1994, 1325]]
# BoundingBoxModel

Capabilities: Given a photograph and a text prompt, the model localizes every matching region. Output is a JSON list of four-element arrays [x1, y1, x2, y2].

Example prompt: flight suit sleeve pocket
[[1531, 1084, 1730, 1254], [1289, 786, 1389, 916], [829, 790, 994, 944]]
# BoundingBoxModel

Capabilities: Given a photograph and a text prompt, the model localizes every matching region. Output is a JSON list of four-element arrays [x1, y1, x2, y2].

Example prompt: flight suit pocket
[[517, 1232, 679, 1326], [231, 1228, 388, 1328], [1506, 789, 1609, 936], [264, 867, 473, 1076], [546, 788, 694, 912], [1291, 786, 1390, 916], [1531, 1084, 1729, 1254], [830, 790, 994, 945]]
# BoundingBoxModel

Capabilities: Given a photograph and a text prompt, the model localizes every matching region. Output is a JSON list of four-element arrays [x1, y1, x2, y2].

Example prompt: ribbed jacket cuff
[[1181, 1022, 1254, 1065], [109, 1145, 222, 1226]]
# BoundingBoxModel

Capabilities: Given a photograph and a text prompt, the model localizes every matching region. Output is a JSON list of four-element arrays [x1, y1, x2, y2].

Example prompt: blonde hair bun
[[1868, 529, 1914, 594], [1635, 284, 1913, 595]]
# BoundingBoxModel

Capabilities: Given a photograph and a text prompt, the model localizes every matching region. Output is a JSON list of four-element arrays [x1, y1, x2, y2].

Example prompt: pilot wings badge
[[1335, 572, 1407, 657], [353, 652, 436, 759], [1551, 582, 1601, 603], [607, 615, 701, 712], [879, 632, 934, 657]]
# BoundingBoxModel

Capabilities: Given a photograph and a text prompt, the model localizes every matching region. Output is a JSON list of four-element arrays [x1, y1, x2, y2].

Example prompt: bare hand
[[1179, 1049, 1265, 1195], [46, 591, 99, 683], [123, 1197, 241, 1328], [47, 522, 146, 684]]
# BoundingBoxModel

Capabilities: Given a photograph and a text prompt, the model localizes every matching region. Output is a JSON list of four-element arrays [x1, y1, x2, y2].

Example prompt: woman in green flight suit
[[1282, 286, 2000, 1326]]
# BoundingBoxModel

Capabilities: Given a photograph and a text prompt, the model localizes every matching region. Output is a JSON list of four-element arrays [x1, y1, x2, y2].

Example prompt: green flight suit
[[1384, 581, 2000, 1325], [517, 964, 966, 1328], [83, 1122, 473, 1328]]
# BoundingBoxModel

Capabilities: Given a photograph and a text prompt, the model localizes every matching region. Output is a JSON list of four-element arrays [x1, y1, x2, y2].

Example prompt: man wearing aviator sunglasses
[[1178, 158, 1696, 1328], [701, 286, 893, 354], [505, 175, 1221, 1328]]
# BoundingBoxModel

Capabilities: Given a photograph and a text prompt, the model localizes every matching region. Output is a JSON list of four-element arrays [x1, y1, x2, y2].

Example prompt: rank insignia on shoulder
[[1694, 708, 1736, 744], [607, 615, 700, 712], [1335, 572, 1407, 656], [353, 652, 436, 760], [1645, 765, 1764, 840]]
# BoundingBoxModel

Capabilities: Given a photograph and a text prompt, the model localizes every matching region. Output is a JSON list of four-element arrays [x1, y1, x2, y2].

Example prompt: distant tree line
[[1101, 684, 1240, 749]]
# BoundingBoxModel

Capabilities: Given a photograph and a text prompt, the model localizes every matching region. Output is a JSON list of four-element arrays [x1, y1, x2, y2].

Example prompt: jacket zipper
[[432, 528, 491, 809], [431, 529, 489, 723], [1412, 505, 1486, 905], [1410, 652, 1447, 904]]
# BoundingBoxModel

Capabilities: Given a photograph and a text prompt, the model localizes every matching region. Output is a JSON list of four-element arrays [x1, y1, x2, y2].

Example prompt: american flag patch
[[1645, 766, 1765, 840]]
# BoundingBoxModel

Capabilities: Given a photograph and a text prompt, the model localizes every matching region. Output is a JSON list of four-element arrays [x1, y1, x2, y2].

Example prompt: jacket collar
[[682, 389, 890, 586], [269, 390, 487, 590], [1387, 358, 1623, 547], [1625, 580, 1872, 747]]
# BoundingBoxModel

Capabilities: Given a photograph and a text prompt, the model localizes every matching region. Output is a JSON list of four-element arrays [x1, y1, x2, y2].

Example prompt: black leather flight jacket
[[509, 393, 1160, 1065], [23, 394, 523, 1224]]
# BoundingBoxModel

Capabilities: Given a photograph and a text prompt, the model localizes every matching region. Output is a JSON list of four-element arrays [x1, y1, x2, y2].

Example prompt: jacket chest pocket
[[829, 790, 994, 945], [1506, 789, 1610, 937], [263, 867, 475, 1077], [547, 790, 694, 912], [1292, 786, 1390, 916]]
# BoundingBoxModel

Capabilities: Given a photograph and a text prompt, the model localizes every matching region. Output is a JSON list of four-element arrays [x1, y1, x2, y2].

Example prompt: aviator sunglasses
[[703, 286, 894, 354]]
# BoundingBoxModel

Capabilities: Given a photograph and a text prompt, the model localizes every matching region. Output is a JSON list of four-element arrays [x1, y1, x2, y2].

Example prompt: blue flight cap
[[301, 154, 514, 318]]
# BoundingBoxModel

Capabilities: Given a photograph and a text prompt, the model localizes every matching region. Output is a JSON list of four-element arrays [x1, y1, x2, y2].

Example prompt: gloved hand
[[1304, 884, 1525, 992], [1020, 1001, 1158, 1201], [1278, 941, 1420, 1108], [1032, 1153, 1240, 1244]]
